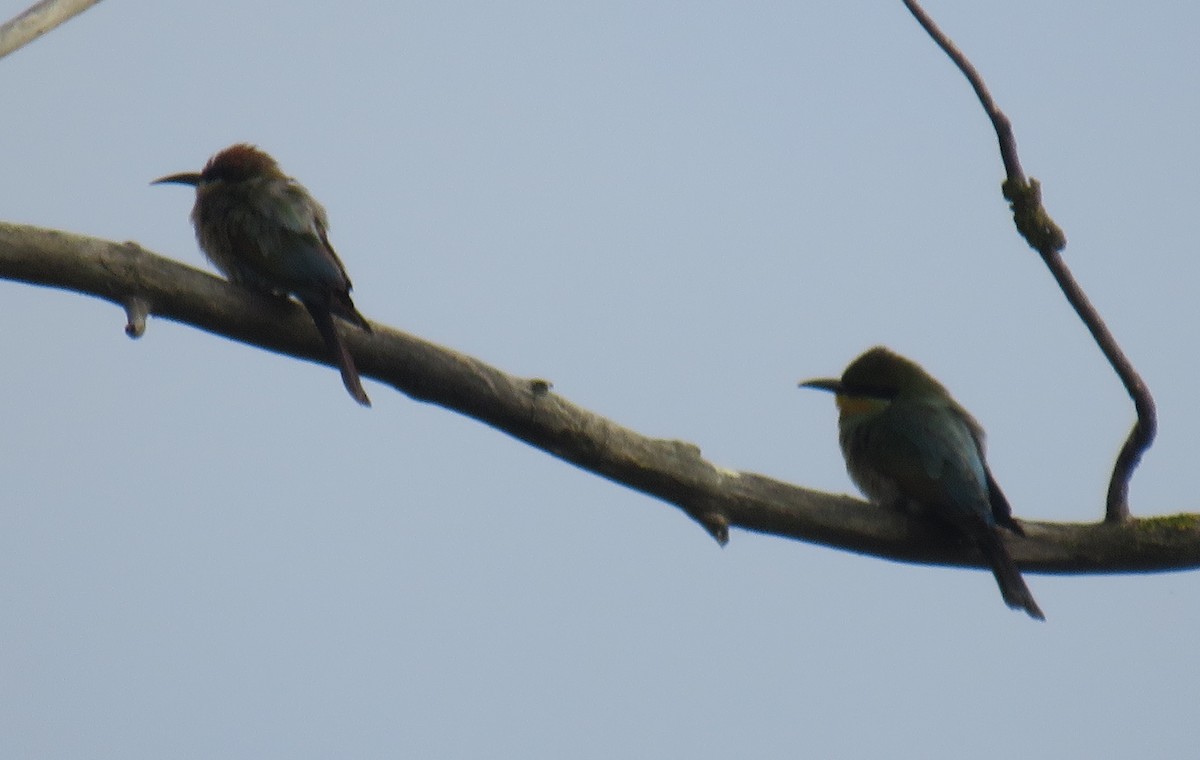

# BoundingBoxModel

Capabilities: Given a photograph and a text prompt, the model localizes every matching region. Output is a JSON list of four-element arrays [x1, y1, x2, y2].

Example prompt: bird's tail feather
[[305, 302, 371, 407], [977, 528, 1044, 621], [331, 290, 372, 333]]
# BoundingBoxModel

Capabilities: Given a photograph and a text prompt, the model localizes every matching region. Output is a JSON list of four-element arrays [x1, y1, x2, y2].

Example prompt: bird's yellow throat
[[834, 394, 888, 418]]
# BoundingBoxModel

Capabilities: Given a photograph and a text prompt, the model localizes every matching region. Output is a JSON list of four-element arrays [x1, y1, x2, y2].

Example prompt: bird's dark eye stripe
[[202, 165, 254, 183], [842, 384, 897, 400]]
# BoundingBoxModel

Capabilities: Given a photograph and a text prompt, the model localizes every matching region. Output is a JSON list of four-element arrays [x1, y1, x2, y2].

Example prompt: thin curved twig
[[0, 0, 104, 59], [901, 0, 1156, 523]]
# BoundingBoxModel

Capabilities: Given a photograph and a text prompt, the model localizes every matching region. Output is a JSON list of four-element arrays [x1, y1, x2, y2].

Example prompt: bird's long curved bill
[[151, 172, 202, 186], [798, 378, 843, 393]]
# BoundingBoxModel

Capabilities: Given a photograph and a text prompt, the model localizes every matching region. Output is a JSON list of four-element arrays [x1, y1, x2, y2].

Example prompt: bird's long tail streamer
[[977, 529, 1044, 621], [305, 302, 371, 407]]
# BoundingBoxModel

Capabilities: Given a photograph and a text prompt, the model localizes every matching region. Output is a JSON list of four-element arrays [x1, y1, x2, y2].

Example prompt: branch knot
[[1002, 177, 1067, 255]]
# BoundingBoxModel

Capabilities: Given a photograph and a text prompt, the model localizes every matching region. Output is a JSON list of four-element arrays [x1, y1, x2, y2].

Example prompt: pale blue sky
[[3, 2, 1198, 757]]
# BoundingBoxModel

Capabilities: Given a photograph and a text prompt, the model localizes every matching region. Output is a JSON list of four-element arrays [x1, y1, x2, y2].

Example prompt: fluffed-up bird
[[800, 346, 1044, 620], [154, 143, 372, 406]]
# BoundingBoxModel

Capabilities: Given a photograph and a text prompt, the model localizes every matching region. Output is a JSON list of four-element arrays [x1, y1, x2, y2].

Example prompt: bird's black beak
[[151, 171, 203, 187], [798, 377, 843, 393]]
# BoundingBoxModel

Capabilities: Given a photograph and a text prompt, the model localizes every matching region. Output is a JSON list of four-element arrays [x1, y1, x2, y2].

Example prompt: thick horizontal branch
[[2, 221, 1198, 574]]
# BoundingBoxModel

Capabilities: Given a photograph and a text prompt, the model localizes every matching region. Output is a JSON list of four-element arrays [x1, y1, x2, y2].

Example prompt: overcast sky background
[[2, 1, 1198, 757]]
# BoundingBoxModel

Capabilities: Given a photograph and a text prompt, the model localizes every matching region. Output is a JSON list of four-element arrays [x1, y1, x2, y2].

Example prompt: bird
[[799, 346, 1044, 620], [153, 143, 372, 406]]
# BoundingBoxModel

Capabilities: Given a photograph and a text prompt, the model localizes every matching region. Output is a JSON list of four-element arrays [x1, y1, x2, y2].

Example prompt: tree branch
[[901, 0, 1156, 524], [0, 0, 104, 59], [2, 220, 1197, 574]]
